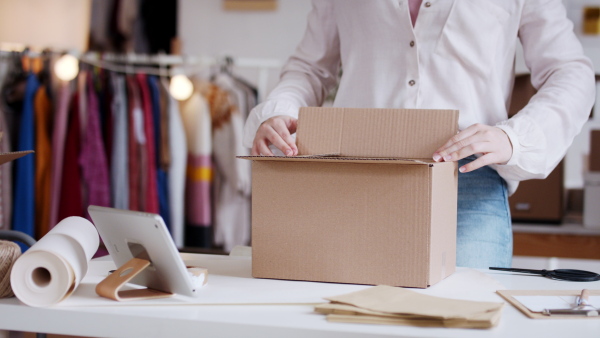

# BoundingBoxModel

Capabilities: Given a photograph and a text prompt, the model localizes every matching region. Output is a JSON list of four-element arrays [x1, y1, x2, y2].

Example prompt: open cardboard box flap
[[297, 107, 458, 158], [239, 107, 458, 162], [0, 151, 34, 166]]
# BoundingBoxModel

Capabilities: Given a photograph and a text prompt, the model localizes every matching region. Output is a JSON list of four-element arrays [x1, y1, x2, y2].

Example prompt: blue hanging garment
[[12, 73, 40, 250]]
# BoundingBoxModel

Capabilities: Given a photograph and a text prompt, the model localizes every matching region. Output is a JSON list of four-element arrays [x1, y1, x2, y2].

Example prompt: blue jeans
[[456, 156, 512, 268]]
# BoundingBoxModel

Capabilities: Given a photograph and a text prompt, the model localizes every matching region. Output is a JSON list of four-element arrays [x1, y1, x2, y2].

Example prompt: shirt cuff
[[242, 100, 301, 148], [494, 123, 520, 166]]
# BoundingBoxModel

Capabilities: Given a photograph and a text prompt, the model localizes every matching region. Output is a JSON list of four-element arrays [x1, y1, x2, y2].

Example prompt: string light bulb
[[169, 74, 194, 101], [54, 54, 79, 82]]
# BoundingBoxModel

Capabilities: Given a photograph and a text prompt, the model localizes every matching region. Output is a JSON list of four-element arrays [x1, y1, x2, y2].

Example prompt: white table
[[1, 253, 599, 338]]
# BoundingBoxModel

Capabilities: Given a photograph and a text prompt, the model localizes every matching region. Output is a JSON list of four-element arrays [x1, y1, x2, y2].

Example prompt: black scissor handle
[[489, 267, 544, 274], [490, 267, 600, 282], [547, 269, 600, 282]]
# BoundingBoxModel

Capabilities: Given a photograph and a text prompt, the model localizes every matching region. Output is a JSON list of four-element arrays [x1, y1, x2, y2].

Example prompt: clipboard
[[497, 289, 600, 319]]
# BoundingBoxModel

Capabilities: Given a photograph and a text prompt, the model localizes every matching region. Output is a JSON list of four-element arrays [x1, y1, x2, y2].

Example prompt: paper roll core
[[32, 267, 51, 288]]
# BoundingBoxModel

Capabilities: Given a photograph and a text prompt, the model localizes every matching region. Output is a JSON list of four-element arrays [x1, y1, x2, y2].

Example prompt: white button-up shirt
[[243, 0, 596, 194]]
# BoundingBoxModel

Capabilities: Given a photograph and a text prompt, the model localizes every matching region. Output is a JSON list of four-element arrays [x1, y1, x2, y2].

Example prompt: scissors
[[489, 267, 600, 282]]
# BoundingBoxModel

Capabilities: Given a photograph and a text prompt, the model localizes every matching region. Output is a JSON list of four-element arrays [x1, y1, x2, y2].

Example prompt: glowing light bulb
[[169, 74, 194, 101], [54, 54, 79, 81]]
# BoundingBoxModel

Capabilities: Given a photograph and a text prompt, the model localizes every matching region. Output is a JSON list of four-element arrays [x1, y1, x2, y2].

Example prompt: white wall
[[0, 0, 91, 51], [562, 0, 600, 188], [178, 0, 312, 95]]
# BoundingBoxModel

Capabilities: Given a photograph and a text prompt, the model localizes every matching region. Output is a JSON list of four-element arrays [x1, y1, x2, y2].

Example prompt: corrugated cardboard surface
[[0, 151, 34, 166], [246, 107, 458, 288], [237, 155, 435, 165], [296, 107, 458, 158], [429, 162, 458, 284], [251, 160, 455, 288]]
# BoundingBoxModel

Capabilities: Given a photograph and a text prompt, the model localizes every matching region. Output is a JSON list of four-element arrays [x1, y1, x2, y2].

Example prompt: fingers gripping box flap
[[295, 107, 459, 158]]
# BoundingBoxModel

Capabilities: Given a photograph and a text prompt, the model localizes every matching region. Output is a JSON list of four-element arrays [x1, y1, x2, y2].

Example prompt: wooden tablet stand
[[96, 257, 173, 301]]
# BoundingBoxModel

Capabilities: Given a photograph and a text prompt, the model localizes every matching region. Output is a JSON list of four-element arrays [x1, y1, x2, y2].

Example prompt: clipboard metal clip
[[543, 308, 599, 317]]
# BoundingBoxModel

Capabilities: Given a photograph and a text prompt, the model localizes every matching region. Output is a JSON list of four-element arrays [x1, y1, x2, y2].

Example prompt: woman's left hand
[[432, 123, 513, 173]]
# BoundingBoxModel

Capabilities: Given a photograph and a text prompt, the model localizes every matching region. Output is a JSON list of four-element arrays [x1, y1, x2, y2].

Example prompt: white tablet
[[88, 205, 198, 297]]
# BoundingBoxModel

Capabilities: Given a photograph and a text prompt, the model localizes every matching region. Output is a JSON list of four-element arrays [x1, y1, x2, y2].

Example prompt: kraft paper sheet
[[315, 285, 504, 329]]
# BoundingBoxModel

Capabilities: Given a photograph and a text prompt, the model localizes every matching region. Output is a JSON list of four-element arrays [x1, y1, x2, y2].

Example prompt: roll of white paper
[[10, 217, 99, 307]]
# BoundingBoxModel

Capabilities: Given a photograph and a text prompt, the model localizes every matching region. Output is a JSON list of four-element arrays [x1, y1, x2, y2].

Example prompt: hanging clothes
[[34, 85, 53, 237], [0, 105, 11, 230], [180, 88, 212, 248], [207, 73, 253, 252], [79, 72, 111, 216], [58, 93, 84, 220], [136, 73, 159, 213], [162, 78, 187, 248], [125, 74, 143, 211], [147, 75, 170, 227], [12, 73, 39, 242], [49, 84, 72, 229], [0, 55, 15, 230], [109, 73, 129, 210], [0, 125, 11, 229]]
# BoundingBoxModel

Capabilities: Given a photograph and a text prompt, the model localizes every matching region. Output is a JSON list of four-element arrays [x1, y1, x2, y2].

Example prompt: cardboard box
[[509, 161, 564, 223], [240, 107, 459, 288]]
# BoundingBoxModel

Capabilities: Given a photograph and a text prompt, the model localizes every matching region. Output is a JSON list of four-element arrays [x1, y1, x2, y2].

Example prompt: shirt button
[[410, 41, 415, 47], [425, 2, 431, 7], [409, 80, 416, 86]]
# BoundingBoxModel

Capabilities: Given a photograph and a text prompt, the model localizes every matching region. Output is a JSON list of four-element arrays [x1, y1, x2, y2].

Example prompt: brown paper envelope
[[316, 303, 501, 323], [325, 285, 503, 319], [325, 310, 501, 329]]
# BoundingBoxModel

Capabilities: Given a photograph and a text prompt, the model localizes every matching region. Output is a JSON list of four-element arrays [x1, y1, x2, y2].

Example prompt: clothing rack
[[0, 47, 282, 101], [80, 52, 282, 101]]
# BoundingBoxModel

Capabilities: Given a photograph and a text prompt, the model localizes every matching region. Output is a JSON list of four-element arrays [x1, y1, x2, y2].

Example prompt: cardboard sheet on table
[[497, 289, 600, 319], [57, 255, 505, 307]]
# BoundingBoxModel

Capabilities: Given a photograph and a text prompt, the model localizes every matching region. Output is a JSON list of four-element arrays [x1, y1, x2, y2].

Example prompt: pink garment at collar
[[409, 0, 423, 26]]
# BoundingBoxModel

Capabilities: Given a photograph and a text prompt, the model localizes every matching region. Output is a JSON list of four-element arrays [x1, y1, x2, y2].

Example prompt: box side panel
[[296, 107, 343, 156], [428, 162, 458, 285], [340, 108, 458, 158], [251, 161, 431, 287]]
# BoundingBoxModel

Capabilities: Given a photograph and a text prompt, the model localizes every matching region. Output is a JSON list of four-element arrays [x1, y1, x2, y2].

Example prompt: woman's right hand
[[251, 115, 298, 156]]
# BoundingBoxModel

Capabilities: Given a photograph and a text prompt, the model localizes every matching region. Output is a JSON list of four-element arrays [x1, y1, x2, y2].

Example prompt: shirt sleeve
[[494, 0, 596, 181], [242, 0, 341, 148]]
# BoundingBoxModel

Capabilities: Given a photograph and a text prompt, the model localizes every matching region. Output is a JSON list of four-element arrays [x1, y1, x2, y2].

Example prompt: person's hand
[[432, 123, 513, 173], [251, 115, 298, 156]]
